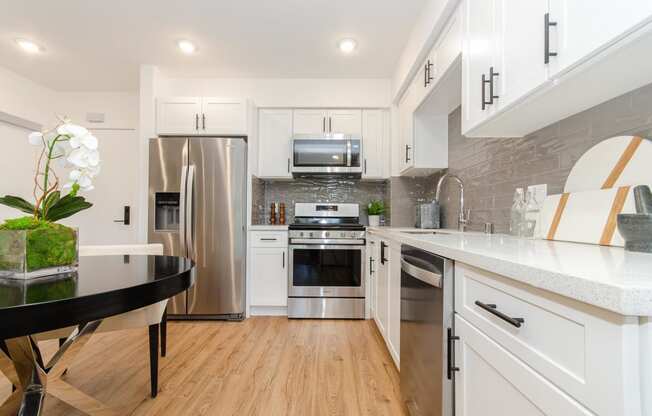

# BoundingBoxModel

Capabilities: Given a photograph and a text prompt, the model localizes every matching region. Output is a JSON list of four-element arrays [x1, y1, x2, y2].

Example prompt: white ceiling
[[0, 0, 428, 91]]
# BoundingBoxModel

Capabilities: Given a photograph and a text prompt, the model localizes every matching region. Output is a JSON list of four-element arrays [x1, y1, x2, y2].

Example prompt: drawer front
[[455, 263, 635, 416], [250, 231, 288, 248]]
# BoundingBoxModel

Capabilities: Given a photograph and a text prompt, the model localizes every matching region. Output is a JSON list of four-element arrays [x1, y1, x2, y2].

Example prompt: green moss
[[0, 217, 77, 272]]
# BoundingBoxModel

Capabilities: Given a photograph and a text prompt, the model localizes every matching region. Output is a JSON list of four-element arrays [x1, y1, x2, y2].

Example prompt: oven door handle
[[289, 243, 366, 249]]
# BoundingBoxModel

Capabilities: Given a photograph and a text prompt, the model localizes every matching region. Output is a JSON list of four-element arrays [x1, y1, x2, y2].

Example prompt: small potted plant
[[0, 119, 100, 279], [366, 200, 385, 227]]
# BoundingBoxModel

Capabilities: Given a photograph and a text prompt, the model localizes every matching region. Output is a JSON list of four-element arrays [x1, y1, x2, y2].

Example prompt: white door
[[327, 109, 362, 135], [549, 0, 652, 76], [61, 130, 140, 245], [374, 240, 390, 337], [156, 97, 202, 135], [201, 98, 247, 135], [461, 0, 498, 133], [387, 245, 401, 366], [455, 315, 593, 416], [258, 109, 293, 178], [251, 247, 288, 307], [362, 110, 384, 179], [494, 0, 549, 110], [293, 109, 328, 135]]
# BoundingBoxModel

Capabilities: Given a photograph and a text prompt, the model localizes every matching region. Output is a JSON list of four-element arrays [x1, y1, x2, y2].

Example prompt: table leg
[[3, 320, 116, 416], [0, 347, 21, 415]]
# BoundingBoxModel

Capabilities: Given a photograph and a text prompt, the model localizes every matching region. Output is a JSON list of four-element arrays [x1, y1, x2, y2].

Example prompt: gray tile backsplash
[[439, 82, 652, 233], [251, 176, 389, 225]]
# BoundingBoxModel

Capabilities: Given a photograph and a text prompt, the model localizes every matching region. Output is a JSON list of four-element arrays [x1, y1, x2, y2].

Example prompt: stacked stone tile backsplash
[[251, 176, 389, 225], [439, 83, 652, 233]]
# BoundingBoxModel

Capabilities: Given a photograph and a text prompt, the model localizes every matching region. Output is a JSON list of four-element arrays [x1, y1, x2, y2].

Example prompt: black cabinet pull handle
[[322, 117, 326, 133], [380, 242, 388, 264], [427, 60, 434, 86], [544, 13, 558, 64], [202, 113, 206, 130], [481, 73, 491, 110], [195, 114, 199, 130], [329, 117, 332, 133], [447, 328, 460, 379], [260, 238, 278, 241], [489, 66, 500, 104], [282, 251, 285, 268], [369, 257, 375, 275], [364, 159, 367, 174], [405, 144, 411, 163], [287, 158, 290, 173], [424, 62, 429, 87], [475, 301, 525, 328]]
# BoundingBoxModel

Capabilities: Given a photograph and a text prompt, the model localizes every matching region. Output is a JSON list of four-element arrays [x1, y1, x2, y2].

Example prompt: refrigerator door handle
[[186, 165, 196, 260], [179, 165, 189, 257]]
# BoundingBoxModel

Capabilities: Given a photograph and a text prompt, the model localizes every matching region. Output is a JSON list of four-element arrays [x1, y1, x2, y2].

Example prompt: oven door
[[291, 137, 362, 174], [289, 244, 365, 297]]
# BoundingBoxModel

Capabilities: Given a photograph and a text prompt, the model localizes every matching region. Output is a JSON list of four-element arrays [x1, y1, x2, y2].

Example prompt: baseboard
[[250, 306, 288, 316]]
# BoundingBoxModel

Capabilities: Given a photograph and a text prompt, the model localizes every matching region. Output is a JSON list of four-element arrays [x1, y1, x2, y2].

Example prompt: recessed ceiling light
[[177, 40, 196, 54], [338, 38, 357, 54], [15, 39, 42, 54]]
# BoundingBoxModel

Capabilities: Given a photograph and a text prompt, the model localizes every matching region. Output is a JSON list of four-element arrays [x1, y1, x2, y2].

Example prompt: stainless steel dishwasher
[[400, 245, 455, 416]]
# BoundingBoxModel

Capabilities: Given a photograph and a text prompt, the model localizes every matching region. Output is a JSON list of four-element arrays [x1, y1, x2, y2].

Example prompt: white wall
[[0, 66, 55, 127], [160, 77, 392, 108]]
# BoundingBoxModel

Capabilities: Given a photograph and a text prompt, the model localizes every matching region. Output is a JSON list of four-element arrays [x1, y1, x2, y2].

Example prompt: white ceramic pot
[[368, 215, 380, 227]]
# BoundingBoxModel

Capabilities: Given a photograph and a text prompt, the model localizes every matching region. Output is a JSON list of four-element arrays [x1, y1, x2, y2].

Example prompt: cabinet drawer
[[250, 231, 288, 248], [455, 263, 637, 416]]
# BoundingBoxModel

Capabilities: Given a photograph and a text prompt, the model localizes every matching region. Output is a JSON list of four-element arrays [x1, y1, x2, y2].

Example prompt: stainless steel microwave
[[290, 134, 362, 176]]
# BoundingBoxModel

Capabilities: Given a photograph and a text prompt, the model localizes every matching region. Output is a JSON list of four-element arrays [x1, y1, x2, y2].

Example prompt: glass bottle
[[509, 188, 525, 237], [523, 189, 539, 238]]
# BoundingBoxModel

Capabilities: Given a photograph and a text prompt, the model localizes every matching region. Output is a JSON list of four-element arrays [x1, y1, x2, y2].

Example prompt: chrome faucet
[[435, 173, 470, 232]]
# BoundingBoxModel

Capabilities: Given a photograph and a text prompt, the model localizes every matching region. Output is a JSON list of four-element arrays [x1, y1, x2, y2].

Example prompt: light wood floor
[[1, 317, 407, 416]]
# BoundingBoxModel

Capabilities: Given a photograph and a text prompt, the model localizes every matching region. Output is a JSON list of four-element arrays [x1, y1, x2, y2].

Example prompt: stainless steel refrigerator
[[148, 137, 247, 319]]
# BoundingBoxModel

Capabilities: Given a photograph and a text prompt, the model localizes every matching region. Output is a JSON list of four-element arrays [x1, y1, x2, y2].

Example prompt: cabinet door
[[387, 245, 401, 366], [494, 0, 549, 111], [258, 109, 293, 178], [461, 0, 498, 133], [327, 109, 362, 135], [367, 238, 378, 316], [293, 109, 328, 135], [374, 240, 390, 337], [398, 81, 416, 172], [362, 110, 384, 178], [201, 98, 247, 135], [156, 97, 202, 135], [437, 9, 463, 82], [455, 315, 592, 416], [251, 247, 288, 307], [549, 0, 652, 77]]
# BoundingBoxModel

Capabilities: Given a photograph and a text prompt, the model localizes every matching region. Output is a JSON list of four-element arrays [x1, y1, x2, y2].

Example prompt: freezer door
[[148, 137, 189, 315], [187, 138, 247, 316]]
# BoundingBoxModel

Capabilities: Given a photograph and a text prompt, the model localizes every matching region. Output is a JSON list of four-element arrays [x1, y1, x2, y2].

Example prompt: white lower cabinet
[[387, 244, 401, 366], [250, 231, 288, 314], [373, 239, 390, 339], [455, 315, 592, 416]]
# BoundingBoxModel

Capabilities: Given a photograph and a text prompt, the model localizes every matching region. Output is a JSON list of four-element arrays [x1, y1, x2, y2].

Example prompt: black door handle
[[405, 144, 411, 163], [447, 328, 460, 380], [475, 301, 525, 328], [113, 206, 130, 225], [369, 257, 375, 274], [544, 13, 558, 64], [282, 251, 285, 268], [380, 242, 388, 264]]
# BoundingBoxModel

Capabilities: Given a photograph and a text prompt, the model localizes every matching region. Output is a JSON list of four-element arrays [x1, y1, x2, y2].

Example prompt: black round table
[[0, 255, 194, 416]]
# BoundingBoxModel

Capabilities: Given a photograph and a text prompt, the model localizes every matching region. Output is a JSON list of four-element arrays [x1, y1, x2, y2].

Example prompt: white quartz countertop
[[368, 227, 652, 316], [248, 224, 289, 231]]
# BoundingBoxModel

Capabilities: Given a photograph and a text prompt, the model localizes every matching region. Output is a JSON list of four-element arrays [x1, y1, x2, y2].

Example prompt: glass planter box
[[0, 227, 78, 280]]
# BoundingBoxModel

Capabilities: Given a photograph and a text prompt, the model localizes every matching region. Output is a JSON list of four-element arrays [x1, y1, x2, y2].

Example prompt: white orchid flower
[[70, 133, 98, 150], [28, 132, 44, 146], [67, 147, 100, 168], [57, 123, 88, 138]]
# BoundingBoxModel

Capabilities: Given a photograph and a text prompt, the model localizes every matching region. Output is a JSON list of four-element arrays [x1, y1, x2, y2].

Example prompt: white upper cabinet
[[258, 109, 293, 178], [156, 97, 202, 135], [494, 0, 549, 110], [328, 109, 362, 135], [293, 109, 328, 135], [201, 98, 247, 135], [462, 0, 652, 137], [398, 79, 417, 173], [156, 97, 247, 136], [361, 109, 386, 179], [461, 0, 497, 133], [549, 0, 652, 76]]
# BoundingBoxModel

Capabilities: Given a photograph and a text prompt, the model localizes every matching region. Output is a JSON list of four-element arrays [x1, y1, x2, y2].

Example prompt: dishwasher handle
[[401, 258, 442, 288]]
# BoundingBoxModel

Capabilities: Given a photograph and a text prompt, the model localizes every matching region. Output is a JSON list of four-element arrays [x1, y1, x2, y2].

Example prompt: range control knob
[[325, 231, 330, 237], [308, 232, 314, 238], [340, 232, 346, 238], [299, 232, 304, 237]]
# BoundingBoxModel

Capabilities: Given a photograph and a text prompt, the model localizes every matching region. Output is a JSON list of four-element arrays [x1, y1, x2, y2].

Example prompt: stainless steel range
[[288, 203, 365, 319]]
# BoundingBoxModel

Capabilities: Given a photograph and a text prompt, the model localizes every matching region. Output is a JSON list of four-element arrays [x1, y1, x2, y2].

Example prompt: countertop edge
[[367, 228, 652, 317]]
